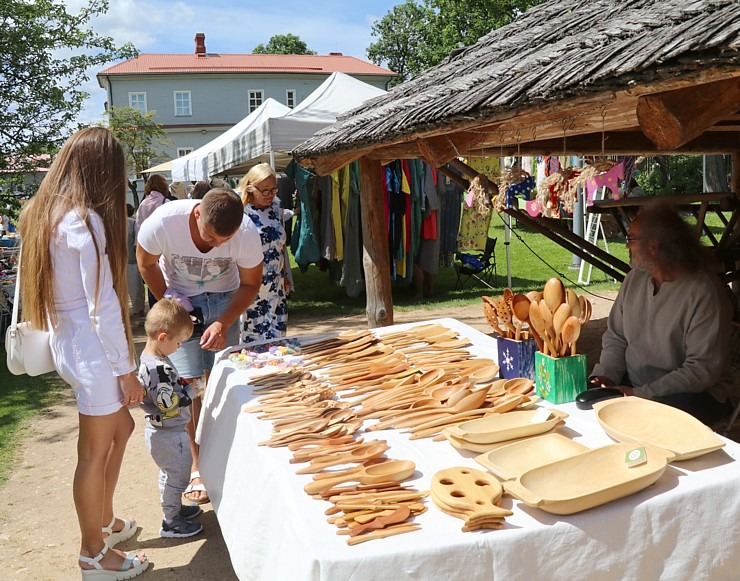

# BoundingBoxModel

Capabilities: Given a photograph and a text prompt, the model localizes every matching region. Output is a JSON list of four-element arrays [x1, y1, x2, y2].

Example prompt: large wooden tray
[[503, 443, 671, 515], [593, 397, 725, 461], [447, 409, 569, 444], [475, 433, 589, 481]]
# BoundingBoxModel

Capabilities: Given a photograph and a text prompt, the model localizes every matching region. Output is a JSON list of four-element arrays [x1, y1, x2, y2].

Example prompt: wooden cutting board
[[431, 467, 511, 523]]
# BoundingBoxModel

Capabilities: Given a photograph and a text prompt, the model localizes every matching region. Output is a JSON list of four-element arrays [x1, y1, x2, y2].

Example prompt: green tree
[[106, 107, 171, 207], [253, 33, 317, 55], [367, 0, 543, 84], [366, 1, 431, 86], [0, 0, 137, 215]]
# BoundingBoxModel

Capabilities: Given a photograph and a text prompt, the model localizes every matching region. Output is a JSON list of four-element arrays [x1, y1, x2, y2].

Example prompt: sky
[[73, 0, 401, 125]]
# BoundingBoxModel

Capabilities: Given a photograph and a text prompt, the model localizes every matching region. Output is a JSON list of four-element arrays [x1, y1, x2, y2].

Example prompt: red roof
[[99, 53, 394, 76]]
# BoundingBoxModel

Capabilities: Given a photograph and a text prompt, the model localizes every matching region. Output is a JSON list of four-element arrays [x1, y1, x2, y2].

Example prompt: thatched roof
[[294, 0, 740, 175]]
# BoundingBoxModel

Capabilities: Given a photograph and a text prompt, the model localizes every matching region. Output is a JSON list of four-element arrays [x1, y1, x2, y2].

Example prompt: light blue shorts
[[168, 290, 239, 379]]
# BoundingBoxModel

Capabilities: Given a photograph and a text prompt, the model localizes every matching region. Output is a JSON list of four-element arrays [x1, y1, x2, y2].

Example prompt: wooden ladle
[[304, 460, 416, 495]]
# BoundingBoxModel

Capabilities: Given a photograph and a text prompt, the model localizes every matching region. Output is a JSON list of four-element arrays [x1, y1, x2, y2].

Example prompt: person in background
[[135, 174, 170, 231], [136, 188, 263, 504], [590, 202, 736, 425], [18, 127, 148, 578], [138, 298, 203, 538], [190, 180, 210, 200], [238, 163, 291, 342], [126, 204, 145, 319]]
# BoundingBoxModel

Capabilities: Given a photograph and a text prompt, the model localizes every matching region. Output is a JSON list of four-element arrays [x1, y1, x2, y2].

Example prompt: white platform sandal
[[79, 544, 148, 579], [102, 517, 137, 547]]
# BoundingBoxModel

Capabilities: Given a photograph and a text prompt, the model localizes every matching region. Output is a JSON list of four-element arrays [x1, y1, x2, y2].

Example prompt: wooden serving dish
[[593, 397, 725, 461], [447, 409, 569, 444], [503, 443, 672, 514], [443, 424, 562, 453], [475, 433, 589, 481]]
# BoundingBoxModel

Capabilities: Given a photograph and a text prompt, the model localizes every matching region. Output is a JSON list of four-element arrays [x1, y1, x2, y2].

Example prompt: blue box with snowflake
[[535, 352, 587, 404], [496, 337, 537, 380]]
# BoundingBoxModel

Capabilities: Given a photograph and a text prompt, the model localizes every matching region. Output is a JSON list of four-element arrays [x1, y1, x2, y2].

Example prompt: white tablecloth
[[198, 318, 740, 581]]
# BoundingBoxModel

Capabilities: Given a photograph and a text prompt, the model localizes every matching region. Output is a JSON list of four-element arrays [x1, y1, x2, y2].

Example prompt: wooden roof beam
[[637, 77, 740, 150]]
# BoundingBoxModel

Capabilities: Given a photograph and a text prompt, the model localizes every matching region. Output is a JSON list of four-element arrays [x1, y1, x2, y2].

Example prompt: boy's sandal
[[183, 471, 210, 504], [79, 544, 149, 579], [102, 516, 137, 548]]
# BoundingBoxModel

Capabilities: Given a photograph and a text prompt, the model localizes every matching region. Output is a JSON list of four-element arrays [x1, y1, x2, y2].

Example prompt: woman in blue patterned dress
[[237, 163, 290, 342]]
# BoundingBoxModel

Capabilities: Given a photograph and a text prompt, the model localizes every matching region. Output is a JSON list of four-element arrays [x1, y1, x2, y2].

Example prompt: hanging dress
[[240, 199, 288, 343]]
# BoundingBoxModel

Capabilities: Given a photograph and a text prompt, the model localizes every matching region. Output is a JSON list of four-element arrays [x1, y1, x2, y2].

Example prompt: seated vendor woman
[[589, 203, 737, 426]]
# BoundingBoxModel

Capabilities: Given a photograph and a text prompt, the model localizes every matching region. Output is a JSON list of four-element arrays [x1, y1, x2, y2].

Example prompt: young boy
[[138, 298, 204, 538]]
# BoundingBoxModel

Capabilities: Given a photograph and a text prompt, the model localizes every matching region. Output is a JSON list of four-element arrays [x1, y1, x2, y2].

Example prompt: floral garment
[[240, 199, 288, 343]]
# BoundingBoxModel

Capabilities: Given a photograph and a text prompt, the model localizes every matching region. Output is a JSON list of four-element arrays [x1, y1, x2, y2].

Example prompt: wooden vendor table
[[197, 319, 740, 581]]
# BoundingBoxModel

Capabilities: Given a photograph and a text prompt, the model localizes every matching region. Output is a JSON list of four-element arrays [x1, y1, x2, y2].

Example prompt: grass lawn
[[0, 363, 65, 485], [288, 214, 630, 317]]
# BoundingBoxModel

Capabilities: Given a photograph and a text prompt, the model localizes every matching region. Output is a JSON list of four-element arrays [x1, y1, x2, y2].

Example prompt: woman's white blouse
[[50, 210, 134, 376]]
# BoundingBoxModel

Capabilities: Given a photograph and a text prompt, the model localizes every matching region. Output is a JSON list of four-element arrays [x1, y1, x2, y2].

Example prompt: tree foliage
[[0, 0, 136, 213], [253, 33, 317, 55], [105, 107, 171, 207], [367, 0, 544, 85]]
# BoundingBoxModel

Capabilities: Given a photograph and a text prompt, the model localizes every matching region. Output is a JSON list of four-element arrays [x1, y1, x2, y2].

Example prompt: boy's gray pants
[[145, 423, 192, 521]]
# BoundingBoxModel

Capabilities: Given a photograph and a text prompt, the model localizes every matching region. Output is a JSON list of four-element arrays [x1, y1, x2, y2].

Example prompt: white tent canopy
[[171, 98, 291, 182], [208, 72, 386, 176]]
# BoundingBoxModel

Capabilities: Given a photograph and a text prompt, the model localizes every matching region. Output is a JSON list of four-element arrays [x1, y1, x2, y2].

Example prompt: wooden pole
[[358, 157, 393, 328]]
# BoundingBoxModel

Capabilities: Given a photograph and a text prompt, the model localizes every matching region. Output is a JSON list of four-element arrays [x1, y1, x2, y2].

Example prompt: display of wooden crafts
[[483, 278, 592, 358]]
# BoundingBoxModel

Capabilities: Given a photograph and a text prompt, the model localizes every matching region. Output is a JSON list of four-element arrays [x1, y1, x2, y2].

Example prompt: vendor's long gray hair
[[637, 201, 708, 273]]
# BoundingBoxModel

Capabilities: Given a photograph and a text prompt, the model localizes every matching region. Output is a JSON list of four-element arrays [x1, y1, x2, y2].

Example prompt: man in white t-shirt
[[137, 188, 263, 503]]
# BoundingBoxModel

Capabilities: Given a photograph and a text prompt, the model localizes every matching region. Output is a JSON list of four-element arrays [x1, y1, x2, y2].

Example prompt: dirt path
[[0, 297, 616, 580]]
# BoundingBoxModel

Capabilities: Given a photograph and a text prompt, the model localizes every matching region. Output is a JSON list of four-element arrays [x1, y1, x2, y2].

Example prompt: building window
[[286, 89, 296, 108], [129, 92, 146, 113], [248, 90, 263, 113], [177, 147, 193, 157], [174, 91, 192, 116]]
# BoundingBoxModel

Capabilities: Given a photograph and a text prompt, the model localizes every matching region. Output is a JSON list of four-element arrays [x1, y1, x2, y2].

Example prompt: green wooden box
[[535, 352, 587, 404]]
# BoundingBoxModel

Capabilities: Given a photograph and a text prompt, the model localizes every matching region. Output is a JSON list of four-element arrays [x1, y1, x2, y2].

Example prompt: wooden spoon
[[560, 315, 582, 357], [566, 288, 580, 319], [296, 442, 389, 474], [528, 300, 548, 355], [543, 277, 565, 313], [348, 505, 411, 537], [304, 460, 416, 495], [538, 299, 557, 356], [511, 293, 531, 341], [552, 303, 572, 354]]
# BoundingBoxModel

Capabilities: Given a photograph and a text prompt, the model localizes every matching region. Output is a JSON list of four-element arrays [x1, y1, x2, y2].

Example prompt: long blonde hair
[[18, 127, 134, 361], [238, 163, 276, 206]]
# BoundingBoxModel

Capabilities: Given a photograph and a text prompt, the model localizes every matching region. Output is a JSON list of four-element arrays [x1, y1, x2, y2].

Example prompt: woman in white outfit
[[18, 127, 148, 579]]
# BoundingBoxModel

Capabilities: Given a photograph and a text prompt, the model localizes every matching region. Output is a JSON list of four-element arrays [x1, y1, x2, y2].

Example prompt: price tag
[[529, 407, 553, 423], [625, 447, 647, 467]]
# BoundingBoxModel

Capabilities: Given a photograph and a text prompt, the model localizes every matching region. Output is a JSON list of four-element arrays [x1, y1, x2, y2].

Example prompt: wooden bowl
[[593, 396, 725, 460], [447, 409, 568, 444], [475, 433, 589, 481], [503, 443, 672, 514]]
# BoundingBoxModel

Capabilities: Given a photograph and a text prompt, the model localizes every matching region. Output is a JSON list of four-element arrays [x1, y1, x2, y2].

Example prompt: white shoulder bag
[[5, 248, 55, 376]]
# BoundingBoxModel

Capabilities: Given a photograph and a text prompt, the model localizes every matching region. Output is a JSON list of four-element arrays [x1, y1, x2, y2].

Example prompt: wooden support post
[[358, 156, 394, 328]]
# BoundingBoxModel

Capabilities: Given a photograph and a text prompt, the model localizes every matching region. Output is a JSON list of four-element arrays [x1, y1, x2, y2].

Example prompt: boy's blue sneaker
[[179, 505, 202, 520], [160, 516, 203, 538]]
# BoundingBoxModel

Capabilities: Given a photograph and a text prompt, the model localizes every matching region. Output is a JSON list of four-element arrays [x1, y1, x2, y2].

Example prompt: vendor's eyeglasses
[[254, 185, 279, 196], [625, 235, 640, 244]]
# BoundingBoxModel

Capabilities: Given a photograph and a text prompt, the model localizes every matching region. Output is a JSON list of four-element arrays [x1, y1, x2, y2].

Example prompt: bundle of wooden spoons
[[326, 487, 428, 545]]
